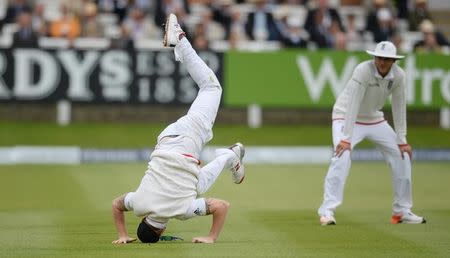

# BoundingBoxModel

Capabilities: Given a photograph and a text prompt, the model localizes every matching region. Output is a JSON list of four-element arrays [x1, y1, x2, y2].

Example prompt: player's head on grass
[[136, 218, 164, 243]]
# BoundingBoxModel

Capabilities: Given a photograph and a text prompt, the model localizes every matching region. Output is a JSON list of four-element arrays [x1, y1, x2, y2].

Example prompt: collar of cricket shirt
[[371, 60, 395, 80]]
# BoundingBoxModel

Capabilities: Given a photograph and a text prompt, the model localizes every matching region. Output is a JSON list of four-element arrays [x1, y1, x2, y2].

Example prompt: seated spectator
[[193, 35, 209, 51], [413, 20, 450, 53], [365, 0, 388, 37], [345, 13, 363, 43], [409, 0, 432, 31], [13, 11, 38, 48], [98, 0, 129, 23], [304, 0, 345, 37], [50, 5, 81, 40], [200, 10, 225, 41], [329, 19, 346, 50], [308, 9, 333, 48], [122, 7, 160, 40], [154, 0, 190, 30], [31, 3, 47, 36], [3, 0, 31, 24], [372, 8, 395, 43], [110, 24, 134, 49], [81, 2, 103, 37], [280, 15, 308, 48], [245, 0, 282, 41], [211, 0, 234, 40]]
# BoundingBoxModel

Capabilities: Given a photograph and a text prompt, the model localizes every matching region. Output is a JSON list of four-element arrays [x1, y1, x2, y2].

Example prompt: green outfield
[[1, 163, 449, 257], [1, 122, 450, 147]]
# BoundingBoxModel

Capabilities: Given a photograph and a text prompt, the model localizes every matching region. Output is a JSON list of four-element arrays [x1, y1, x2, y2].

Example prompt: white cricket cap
[[366, 41, 404, 59]]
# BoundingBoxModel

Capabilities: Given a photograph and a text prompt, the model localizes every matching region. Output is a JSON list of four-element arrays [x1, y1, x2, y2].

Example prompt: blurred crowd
[[0, 0, 449, 53]]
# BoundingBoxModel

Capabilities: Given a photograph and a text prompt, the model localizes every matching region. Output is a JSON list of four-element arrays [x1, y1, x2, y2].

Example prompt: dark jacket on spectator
[[3, 4, 31, 24], [13, 28, 38, 48], [245, 11, 281, 41], [304, 8, 345, 35]]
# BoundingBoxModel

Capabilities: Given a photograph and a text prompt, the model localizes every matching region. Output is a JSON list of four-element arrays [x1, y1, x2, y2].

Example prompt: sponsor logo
[[387, 81, 393, 90], [296, 55, 450, 106]]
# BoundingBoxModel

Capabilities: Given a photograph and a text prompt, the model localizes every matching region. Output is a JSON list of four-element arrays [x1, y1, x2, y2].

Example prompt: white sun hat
[[366, 41, 404, 59]]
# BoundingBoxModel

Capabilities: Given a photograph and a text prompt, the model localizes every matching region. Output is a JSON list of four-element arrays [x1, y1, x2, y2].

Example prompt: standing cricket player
[[318, 41, 426, 226], [111, 14, 245, 244]]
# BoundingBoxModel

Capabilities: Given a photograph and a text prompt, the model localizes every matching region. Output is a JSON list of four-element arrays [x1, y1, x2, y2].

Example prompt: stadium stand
[[0, 0, 448, 52]]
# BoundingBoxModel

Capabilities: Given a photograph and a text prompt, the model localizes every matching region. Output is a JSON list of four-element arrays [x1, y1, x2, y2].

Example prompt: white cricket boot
[[320, 215, 336, 226], [229, 143, 245, 184], [163, 13, 185, 47], [391, 211, 426, 224]]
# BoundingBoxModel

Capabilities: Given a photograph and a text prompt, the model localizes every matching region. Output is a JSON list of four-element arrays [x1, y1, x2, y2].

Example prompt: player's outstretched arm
[[192, 198, 230, 244], [112, 194, 137, 244]]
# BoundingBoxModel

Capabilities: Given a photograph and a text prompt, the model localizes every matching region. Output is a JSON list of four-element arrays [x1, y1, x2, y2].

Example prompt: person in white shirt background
[[111, 13, 245, 244], [318, 41, 426, 226]]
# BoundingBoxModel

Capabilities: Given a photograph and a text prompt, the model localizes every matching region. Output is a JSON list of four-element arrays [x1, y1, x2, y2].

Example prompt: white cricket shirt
[[332, 60, 407, 144]]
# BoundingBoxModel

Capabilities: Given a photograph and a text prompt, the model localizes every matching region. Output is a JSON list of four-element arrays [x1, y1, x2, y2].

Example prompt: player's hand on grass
[[192, 236, 215, 244], [335, 140, 351, 157], [398, 144, 412, 160], [112, 236, 137, 244]]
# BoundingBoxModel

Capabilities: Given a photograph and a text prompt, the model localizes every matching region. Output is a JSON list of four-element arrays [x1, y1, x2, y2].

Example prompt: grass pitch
[[1, 162, 449, 257], [1, 122, 450, 147]]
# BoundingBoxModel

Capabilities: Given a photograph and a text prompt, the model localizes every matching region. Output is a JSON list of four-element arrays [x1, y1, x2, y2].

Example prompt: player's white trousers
[[318, 120, 413, 217], [197, 150, 235, 194], [158, 37, 222, 158], [157, 38, 232, 194]]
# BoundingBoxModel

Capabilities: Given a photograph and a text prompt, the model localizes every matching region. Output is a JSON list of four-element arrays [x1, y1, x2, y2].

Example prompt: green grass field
[[1, 122, 450, 147], [1, 163, 449, 257]]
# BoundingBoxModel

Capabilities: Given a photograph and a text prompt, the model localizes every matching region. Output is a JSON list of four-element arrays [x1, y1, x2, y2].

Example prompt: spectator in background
[[229, 8, 246, 40], [192, 23, 210, 50], [211, 0, 235, 40], [122, 7, 160, 40], [199, 10, 225, 42], [98, 0, 129, 23], [279, 15, 308, 48], [395, 0, 408, 20], [409, 0, 432, 31], [3, 0, 31, 24], [154, 0, 190, 31], [31, 3, 47, 36], [345, 13, 362, 44], [308, 9, 333, 48], [64, 0, 91, 17], [13, 11, 38, 48], [304, 0, 345, 38], [110, 24, 134, 49], [365, 0, 388, 37], [245, 0, 281, 41], [133, 0, 153, 12], [413, 20, 450, 53], [50, 5, 81, 40], [81, 2, 103, 37], [228, 9, 247, 48], [329, 19, 346, 50], [372, 8, 396, 43], [391, 31, 403, 51]]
